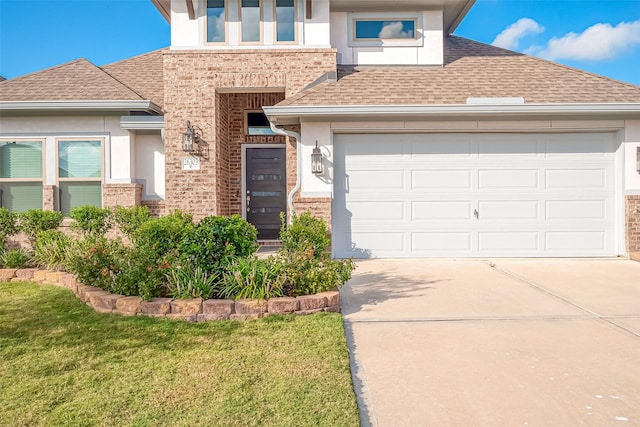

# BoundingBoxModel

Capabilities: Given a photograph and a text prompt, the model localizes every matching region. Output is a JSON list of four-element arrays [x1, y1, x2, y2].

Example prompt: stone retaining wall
[[0, 268, 340, 321]]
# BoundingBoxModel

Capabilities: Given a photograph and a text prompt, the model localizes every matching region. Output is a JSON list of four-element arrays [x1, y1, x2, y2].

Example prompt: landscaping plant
[[69, 206, 112, 236], [33, 230, 70, 271], [112, 205, 151, 238], [166, 264, 218, 299], [0, 248, 31, 268], [219, 256, 285, 300], [18, 209, 63, 243], [0, 208, 18, 248]]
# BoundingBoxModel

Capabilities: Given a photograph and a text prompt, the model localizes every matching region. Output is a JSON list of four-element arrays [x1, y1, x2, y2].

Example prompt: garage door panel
[[412, 170, 472, 189], [545, 169, 607, 189], [546, 200, 607, 220], [412, 232, 472, 252], [546, 231, 607, 251], [349, 201, 405, 220], [479, 169, 539, 189], [347, 170, 404, 190], [479, 232, 539, 251], [478, 201, 539, 220], [333, 132, 617, 258], [412, 201, 472, 220]]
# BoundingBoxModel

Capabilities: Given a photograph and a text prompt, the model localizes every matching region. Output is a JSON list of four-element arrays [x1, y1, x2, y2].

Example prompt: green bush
[[18, 209, 63, 243], [33, 230, 70, 271], [111, 246, 170, 300], [64, 236, 120, 290], [281, 253, 353, 296], [70, 206, 112, 236], [180, 214, 258, 274], [219, 256, 284, 301], [133, 210, 194, 259], [0, 208, 18, 248], [0, 249, 31, 269], [279, 211, 330, 259], [112, 205, 151, 238], [166, 264, 218, 300]]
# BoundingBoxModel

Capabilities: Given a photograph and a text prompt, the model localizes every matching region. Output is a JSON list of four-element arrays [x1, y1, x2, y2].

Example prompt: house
[[1, 0, 639, 259]]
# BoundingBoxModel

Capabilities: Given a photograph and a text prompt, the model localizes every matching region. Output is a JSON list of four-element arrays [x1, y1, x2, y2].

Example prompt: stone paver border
[[1, 268, 340, 321]]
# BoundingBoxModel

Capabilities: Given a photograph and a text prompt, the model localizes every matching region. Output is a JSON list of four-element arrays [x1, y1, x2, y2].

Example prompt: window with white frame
[[348, 12, 423, 47], [57, 139, 103, 215], [275, 0, 295, 43], [207, 0, 226, 43], [0, 140, 44, 212], [240, 0, 261, 43]]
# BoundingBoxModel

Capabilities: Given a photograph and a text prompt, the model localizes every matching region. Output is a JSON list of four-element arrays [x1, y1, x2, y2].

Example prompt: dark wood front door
[[245, 147, 286, 240]]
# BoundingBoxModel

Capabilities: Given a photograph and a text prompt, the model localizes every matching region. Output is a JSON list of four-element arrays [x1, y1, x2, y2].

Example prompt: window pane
[[0, 141, 42, 179], [247, 112, 276, 135], [0, 182, 43, 212], [276, 0, 295, 42], [59, 182, 102, 215], [355, 20, 415, 39], [58, 140, 101, 178], [207, 0, 225, 42], [241, 0, 261, 42]]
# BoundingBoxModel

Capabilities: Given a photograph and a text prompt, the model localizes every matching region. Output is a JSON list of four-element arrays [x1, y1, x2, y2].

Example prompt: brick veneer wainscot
[[626, 195, 640, 253]]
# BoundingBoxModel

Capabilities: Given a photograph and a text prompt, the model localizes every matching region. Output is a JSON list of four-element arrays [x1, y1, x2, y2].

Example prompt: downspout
[[269, 121, 301, 224]]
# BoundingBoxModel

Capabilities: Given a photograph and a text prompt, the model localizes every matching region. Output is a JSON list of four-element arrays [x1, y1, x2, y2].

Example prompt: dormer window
[[348, 12, 423, 48], [207, 0, 226, 43], [240, 0, 262, 43]]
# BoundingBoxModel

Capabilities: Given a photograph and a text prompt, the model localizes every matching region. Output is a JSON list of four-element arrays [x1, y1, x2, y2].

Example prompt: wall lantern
[[182, 120, 203, 155], [311, 140, 323, 175]]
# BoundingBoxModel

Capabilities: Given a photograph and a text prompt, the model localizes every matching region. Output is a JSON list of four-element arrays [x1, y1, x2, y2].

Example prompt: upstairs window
[[354, 19, 416, 40], [240, 0, 261, 43], [275, 0, 295, 43], [0, 140, 43, 212], [207, 0, 226, 43], [58, 139, 103, 215]]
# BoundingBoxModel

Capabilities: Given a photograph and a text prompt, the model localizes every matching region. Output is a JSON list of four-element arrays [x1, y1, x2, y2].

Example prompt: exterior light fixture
[[182, 120, 203, 155], [311, 140, 323, 175]]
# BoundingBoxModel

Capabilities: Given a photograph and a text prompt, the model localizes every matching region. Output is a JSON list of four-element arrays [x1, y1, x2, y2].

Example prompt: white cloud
[[532, 20, 640, 61], [492, 18, 544, 50], [378, 22, 413, 39]]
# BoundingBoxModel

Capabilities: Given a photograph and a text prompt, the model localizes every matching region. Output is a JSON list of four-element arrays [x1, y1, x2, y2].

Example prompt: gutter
[[120, 115, 165, 130], [0, 100, 163, 114], [269, 121, 301, 224], [263, 103, 640, 121]]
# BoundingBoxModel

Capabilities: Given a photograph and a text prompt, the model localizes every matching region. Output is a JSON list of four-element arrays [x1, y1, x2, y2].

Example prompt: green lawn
[[0, 282, 359, 426]]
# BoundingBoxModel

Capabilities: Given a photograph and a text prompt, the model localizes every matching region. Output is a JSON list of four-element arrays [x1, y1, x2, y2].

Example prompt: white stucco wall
[[134, 132, 165, 199], [624, 120, 640, 192], [330, 10, 444, 65], [0, 114, 131, 185]]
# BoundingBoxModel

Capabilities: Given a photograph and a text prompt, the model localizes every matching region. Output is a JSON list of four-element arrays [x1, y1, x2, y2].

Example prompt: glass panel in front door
[[246, 147, 286, 240]]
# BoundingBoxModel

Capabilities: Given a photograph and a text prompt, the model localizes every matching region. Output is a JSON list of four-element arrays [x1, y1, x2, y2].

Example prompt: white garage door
[[332, 133, 617, 258]]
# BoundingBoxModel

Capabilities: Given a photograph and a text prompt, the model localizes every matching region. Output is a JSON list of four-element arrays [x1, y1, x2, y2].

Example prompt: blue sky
[[0, 0, 639, 85]]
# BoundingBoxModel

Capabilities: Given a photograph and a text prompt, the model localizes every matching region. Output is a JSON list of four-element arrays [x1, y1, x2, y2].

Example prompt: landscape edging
[[2, 268, 340, 321]]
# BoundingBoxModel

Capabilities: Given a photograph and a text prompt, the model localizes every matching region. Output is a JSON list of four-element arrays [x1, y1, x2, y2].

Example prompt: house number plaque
[[182, 157, 200, 170]]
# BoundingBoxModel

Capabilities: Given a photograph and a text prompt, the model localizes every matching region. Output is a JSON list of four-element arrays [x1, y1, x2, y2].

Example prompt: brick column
[[626, 195, 640, 254], [43, 185, 56, 211], [103, 184, 142, 209]]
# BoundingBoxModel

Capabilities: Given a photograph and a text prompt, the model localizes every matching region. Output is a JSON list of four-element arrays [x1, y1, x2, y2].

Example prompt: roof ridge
[[448, 35, 640, 90], [0, 58, 89, 85], [101, 47, 168, 68]]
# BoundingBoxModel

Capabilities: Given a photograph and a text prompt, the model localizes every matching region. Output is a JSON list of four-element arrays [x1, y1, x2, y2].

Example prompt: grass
[[0, 282, 359, 426]]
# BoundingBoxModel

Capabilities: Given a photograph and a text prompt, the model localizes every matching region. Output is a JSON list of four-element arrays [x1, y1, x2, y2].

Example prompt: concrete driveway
[[341, 259, 640, 426]]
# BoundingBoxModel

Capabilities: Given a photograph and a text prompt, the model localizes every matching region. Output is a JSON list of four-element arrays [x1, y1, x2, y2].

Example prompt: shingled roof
[[0, 48, 166, 109], [277, 36, 640, 107]]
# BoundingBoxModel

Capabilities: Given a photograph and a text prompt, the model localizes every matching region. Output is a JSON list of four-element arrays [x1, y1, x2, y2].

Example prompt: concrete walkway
[[341, 259, 640, 426]]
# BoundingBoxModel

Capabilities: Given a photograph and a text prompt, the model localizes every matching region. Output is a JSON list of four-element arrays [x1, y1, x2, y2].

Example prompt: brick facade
[[103, 184, 142, 209], [141, 200, 167, 218], [162, 48, 336, 220], [626, 195, 640, 253], [43, 185, 56, 211]]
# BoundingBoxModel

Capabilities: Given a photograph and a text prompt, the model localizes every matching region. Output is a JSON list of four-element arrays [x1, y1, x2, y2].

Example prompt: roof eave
[[264, 103, 640, 123], [120, 115, 165, 130], [0, 100, 163, 114], [150, 0, 171, 23]]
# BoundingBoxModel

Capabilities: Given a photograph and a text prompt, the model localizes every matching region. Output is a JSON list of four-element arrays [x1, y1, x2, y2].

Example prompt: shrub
[[112, 205, 151, 238], [133, 210, 194, 259], [0, 249, 31, 269], [33, 230, 70, 270], [18, 209, 63, 243], [64, 236, 120, 290], [180, 215, 258, 274], [166, 264, 218, 300], [281, 253, 353, 296], [111, 246, 170, 300], [70, 206, 112, 236], [0, 208, 18, 248], [219, 256, 284, 301], [279, 211, 330, 259]]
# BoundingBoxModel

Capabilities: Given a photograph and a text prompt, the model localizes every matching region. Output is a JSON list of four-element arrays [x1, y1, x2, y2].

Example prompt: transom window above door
[[246, 111, 277, 135]]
